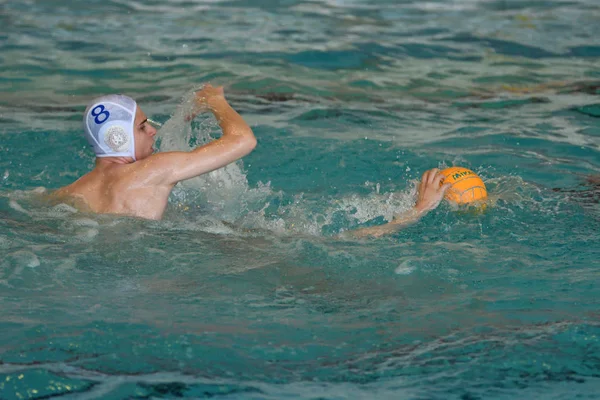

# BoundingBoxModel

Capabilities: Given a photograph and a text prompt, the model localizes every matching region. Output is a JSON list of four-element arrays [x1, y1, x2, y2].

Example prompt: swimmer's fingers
[[432, 171, 446, 188], [428, 168, 439, 184], [194, 84, 226, 107], [421, 168, 437, 185], [439, 182, 452, 194], [421, 170, 430, 184], [195, 84, 225, 98], [418, 171, 429, 194]]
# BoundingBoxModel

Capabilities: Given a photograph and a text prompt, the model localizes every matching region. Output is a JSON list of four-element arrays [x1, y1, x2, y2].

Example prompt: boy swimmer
[[52, 85, 256, 220]]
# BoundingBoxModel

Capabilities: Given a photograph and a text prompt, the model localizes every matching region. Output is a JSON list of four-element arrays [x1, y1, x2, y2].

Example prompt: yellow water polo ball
[[439, 167, 487, 204]]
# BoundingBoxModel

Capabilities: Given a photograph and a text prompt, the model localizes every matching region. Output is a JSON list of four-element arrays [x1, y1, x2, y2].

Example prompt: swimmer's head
[[83, 94, 138, 160], [83, 95, 158, 161]]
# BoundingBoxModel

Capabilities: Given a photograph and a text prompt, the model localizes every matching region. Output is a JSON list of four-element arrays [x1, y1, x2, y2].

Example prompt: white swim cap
[[83, 94, 137, 160]]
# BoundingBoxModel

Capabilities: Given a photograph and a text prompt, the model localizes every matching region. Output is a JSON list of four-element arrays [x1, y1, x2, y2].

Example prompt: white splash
[[157, 90, 272, 221]]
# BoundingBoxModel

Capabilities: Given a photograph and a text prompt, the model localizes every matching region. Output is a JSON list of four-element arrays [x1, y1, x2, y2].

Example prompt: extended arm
[[346, 168, 451, 238]]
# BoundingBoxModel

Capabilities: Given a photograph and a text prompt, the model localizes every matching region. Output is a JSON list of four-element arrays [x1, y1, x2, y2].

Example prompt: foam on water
[[158, 90, 273, 221]]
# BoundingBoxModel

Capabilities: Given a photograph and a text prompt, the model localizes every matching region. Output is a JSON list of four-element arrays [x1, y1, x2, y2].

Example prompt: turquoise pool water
[[1, 0, 599, 398]]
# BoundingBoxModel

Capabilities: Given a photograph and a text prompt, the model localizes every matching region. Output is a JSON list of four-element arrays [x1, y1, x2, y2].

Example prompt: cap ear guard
[[101, 123, 130, 153]]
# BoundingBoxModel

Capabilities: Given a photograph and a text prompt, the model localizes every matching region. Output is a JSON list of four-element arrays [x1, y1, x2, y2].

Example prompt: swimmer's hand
[[414, 168, 452, 214], [186, 84, 228, 121], [195, 84, 226, 110], [343, 168, 451, 239]]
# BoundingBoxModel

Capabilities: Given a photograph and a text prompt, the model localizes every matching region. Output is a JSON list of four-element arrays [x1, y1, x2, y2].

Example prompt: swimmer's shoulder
[[48, 171, 103, 211], [122, 153, 183, 185], [48, 184, 73, 202], [47, 185, 91, 211]]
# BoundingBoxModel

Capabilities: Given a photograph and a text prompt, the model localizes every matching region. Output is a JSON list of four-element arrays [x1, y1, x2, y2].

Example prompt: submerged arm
[[346, 208, 423, 238]]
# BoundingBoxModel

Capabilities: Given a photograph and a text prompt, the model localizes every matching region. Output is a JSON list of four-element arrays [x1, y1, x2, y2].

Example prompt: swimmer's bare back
[[51, 161, 173, 219], [52, 85, 256, 220]]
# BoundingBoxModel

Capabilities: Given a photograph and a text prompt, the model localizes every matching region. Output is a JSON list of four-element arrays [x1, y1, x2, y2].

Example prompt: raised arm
[[345, 168, 451, 238], [146, 85, 257, 185]]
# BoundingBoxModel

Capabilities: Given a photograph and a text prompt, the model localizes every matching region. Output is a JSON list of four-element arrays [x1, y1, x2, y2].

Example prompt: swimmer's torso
[[52, 163, 173, 220]]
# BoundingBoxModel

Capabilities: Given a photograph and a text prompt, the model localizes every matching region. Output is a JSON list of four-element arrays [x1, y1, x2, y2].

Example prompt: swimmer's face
[[133, 107, 157, 160]]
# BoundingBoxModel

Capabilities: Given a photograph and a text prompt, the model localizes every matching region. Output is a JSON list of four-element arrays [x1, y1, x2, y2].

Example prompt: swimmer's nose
[[149, 126, 158, 137]]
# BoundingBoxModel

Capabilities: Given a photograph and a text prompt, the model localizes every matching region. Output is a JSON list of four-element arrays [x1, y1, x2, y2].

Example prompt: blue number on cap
[[92, 105, 110, 124]]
